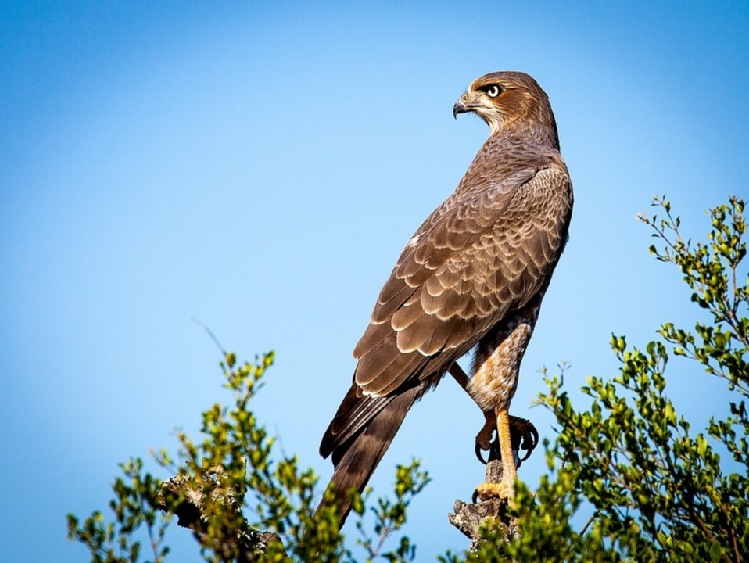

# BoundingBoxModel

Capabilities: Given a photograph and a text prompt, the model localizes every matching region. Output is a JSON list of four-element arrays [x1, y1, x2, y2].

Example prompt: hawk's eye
[[486, 85, 501, 98]]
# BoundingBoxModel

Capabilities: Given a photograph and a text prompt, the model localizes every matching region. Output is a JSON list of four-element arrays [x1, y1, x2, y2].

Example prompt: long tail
[[318, 383, 422, 525]]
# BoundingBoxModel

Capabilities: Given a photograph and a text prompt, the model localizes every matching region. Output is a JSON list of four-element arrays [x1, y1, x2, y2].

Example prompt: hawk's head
[[453, 71, 556, 141]]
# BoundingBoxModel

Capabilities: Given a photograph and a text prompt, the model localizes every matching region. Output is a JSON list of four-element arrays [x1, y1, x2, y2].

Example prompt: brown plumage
[[319, 71, 573, 523]]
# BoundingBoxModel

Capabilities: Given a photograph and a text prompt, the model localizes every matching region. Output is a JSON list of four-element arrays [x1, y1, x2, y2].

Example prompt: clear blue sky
[[2, 2, 747, 560]]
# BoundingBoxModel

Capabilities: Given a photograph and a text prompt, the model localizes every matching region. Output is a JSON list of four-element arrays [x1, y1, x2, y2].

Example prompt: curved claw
[[473, 414, 538, 466], [509, 415, 539, 465], [475, 440, 487, 464], [471, 488, 480, 504], [474, 412, 496, 463], [474, 435, 502, 464]]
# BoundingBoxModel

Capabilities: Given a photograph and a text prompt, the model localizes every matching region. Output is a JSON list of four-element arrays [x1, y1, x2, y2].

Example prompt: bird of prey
[[319, 71, 573, 523]]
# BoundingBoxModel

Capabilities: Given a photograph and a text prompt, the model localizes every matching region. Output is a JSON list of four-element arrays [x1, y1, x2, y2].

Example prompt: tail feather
[[318, 384, 421, 525]]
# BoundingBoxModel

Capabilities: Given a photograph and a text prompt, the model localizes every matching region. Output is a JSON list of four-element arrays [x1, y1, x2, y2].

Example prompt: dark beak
[[452, 100, 468, 120]]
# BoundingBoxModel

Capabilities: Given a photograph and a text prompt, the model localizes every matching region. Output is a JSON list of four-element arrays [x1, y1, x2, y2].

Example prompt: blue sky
[[2, 2, 748, 560]]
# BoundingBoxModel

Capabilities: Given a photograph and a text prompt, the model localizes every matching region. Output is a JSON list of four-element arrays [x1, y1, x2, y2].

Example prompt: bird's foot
[[509, 415, 539, 464], [474, 412, 496, 462], [474, 413, 539, 465], [472, 481, 514, 503]]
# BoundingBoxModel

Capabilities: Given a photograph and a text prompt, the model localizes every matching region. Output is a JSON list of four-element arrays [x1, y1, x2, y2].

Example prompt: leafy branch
[[67, 351, 430, 562]]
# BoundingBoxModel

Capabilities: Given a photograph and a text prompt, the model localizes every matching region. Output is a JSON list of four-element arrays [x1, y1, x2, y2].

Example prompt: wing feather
[[350, 165, 571, 397]]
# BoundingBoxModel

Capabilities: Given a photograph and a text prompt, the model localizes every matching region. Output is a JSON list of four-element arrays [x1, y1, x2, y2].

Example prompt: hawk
[[319, 71, 573, 523]]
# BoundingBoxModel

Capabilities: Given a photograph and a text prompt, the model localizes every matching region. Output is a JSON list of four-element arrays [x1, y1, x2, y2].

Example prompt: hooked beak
[[453, 97, 469, 119]]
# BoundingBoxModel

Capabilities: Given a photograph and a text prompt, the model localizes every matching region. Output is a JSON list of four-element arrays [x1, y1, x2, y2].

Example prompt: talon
[[475, 440, 487, 464], [471, 488, 480, 503], [473, 410, 496, 463], [508, 415, 539, 465]]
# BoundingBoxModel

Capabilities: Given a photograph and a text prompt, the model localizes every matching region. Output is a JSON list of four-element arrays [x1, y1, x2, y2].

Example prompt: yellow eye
[[486, 85, 501, 98]]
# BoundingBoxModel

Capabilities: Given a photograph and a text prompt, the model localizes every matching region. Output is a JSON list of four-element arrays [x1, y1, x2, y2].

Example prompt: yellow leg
[[475, 409, 516, 501]]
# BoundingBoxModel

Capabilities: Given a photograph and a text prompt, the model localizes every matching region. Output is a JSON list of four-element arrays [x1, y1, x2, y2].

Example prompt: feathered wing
[[354, 165, 571, 395], [319, 160, 571, 523], [319, 383, 422, 520]]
